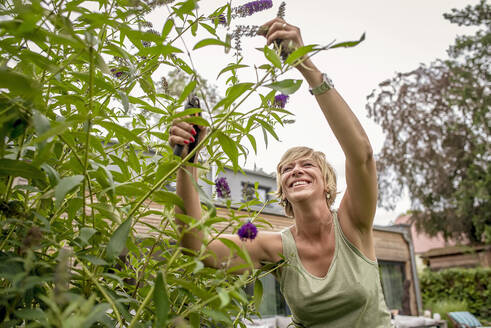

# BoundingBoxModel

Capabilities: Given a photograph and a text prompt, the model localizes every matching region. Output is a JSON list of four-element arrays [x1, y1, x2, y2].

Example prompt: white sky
[[148, 0, 478, 225]]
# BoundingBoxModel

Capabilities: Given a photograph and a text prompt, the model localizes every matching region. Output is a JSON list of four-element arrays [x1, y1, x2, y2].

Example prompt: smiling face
[[276, 147, 337, 217], [280, 157, 325, 203]]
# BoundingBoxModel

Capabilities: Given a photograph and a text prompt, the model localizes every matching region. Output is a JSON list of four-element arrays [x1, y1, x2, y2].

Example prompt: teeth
[[292, 181, 308, 187]]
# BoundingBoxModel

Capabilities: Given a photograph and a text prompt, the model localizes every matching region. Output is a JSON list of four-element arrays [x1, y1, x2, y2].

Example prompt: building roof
[[421, 244, 490, 258], [394, 214, 458, 254]]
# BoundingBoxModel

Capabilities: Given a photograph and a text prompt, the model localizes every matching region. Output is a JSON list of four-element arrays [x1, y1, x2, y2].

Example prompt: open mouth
[[290, 180, 311, 188]]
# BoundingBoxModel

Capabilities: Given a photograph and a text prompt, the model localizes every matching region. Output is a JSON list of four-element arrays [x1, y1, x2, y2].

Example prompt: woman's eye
[[282, 167, 292, 173]]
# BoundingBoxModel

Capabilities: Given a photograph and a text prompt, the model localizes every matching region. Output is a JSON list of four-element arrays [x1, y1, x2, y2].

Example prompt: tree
[[366, 0, 490, 243]]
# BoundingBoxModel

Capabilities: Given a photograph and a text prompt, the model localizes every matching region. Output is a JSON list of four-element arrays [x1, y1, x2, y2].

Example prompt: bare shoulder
[[257, 230, 283, 263]]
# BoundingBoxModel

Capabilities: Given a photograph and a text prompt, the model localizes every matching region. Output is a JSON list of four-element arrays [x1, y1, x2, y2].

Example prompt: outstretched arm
[[169, 121, 277, 272], [262, 18, 377, 232]]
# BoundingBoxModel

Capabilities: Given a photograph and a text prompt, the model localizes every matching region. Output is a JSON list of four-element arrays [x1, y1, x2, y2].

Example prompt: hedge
[[419, 267, 491, 322]]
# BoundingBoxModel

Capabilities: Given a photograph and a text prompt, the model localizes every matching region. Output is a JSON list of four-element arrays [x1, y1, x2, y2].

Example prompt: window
[[379, 261, 409, 314], [242, 182, 269, 203]]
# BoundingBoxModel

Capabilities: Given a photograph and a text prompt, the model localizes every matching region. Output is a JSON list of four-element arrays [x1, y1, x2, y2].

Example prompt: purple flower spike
[[238, 221, 258, 241], [274, 94, 289, 108], [236, 0, 273, 17], [215, 177, 231, 199]]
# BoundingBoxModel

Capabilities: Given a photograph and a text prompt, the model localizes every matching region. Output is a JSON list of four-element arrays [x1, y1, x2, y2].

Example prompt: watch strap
[[309, 73, 334, 95]]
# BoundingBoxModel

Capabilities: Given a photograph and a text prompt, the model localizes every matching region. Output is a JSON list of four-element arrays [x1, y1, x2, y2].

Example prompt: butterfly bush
[[0, 0, 366, 325]]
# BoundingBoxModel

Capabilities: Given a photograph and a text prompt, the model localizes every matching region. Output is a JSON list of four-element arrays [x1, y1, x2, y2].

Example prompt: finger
[[169, 135, 191, 148], [262, 17, 285, 29], [266, 21, 289, 38], [170, 124, 196, 144], [258, 17, 285, 36], [267, 30, 296, 46], [172, 121, 197, 137]]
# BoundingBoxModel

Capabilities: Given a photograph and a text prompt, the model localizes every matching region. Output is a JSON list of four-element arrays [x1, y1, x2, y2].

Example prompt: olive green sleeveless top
[[279, 211, 393, 328]]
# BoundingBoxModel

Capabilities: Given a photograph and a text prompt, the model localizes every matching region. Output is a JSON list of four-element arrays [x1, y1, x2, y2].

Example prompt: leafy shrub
[[419, 268, 491, 323], [0, 0, 365, 326]]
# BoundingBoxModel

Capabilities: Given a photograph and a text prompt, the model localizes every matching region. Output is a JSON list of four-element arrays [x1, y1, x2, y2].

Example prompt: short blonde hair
[[276, 146, 337, 217]]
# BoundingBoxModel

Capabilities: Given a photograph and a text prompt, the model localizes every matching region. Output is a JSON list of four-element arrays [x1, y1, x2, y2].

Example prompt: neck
[[291, 198, 333, 241]]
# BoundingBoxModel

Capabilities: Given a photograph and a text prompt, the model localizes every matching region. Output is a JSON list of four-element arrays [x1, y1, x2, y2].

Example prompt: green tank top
[[279, 211, 393, 328]]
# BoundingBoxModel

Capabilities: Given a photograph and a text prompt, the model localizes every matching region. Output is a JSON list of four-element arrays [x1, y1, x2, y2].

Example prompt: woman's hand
[[168, 119, 206, 161], [259, 18, 311, 65]]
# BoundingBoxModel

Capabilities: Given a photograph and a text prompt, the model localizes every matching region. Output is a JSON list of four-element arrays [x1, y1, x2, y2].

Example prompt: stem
[[127, 284, 155, 328], [79, 261, 123, 327]]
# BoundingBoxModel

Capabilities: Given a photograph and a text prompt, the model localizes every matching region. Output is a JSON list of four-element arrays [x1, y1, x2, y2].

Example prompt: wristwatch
[[309, 73, 334, 95]]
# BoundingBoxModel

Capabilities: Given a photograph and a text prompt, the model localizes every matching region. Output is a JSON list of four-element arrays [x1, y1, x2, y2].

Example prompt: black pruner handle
[[173, 95, 201, 162]]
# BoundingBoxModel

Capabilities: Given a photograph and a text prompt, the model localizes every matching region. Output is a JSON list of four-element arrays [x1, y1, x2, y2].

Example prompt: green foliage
[[366, 0, 490, 243], [419, 268, 491, 322], [0, 0, 362, 326]]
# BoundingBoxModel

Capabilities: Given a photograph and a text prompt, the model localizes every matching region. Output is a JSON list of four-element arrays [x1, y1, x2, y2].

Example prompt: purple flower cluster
[[235, 0, 272, 17], [110, 68, 124, 78], [274, 94, 289, 108], [238, 221, 258, 241], [218, 14, 227, 25], [215, 177, 231, 199]]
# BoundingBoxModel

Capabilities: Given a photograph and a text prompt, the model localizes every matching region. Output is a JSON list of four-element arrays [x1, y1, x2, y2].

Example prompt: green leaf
[[193, 38, 230, 50], [154, 272, 169, 327], [97, 120, 143, 145], [0, 159, 43, 180], [79, 255, 108, 266], [90, 203, 120, 223], [161, 19, 174, 40], [78, 227, 97, 245], [152, 190, 184, 210], [246, 134, 257, 154], [218, 238, 253, 270], [264, 79, 303, 95], [217, 131, 239, 169], [254, 117, 279, 140], [0, 68, 40, 97], [264, 45, 282, 69], [32, 110, 50, 135], [182, 116, 210, 126], [54, 175, 84, 207], [174, 0, 196, 18], [217, 287, 230, 308], [254, 279, 263, 309], [177, 80, 197, 105], [330, 33, 366, 49], [285, 44, 317, 65], [118, 91, 130, 114], [81, 303, 111, 328], [217, 63, 248, 79], [41, 163, 60, 186], [106, 218, 132, 260], [14, 308, 45, 321], [215, 82, 254, 109]]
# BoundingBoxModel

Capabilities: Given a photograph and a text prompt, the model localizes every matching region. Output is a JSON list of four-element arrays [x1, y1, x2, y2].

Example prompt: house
[[395, 215, 491, 271]]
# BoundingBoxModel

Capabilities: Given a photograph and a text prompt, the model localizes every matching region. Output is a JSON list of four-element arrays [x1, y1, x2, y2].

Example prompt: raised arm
[[262, 19, 377, 232], [169, 121, 276, 272]]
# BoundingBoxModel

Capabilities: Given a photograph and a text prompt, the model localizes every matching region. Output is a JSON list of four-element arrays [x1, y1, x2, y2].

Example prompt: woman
[[169, 18, 392, 328]]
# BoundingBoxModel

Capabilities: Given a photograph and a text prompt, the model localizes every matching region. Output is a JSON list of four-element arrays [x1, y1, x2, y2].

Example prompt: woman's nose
[[291, 165, 303, 176]]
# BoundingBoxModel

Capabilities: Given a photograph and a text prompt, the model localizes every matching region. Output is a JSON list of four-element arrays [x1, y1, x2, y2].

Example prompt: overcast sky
[[148, 0, 478, 225]]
